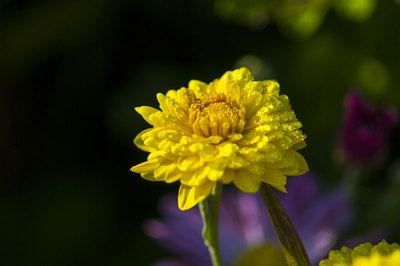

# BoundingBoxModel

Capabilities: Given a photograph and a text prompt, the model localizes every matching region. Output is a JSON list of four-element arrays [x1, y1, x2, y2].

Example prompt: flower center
[[189, 93, 245, 139]]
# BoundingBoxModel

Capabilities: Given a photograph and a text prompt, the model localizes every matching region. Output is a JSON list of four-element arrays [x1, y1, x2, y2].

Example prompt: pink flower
[[337, 90, 397, 168]]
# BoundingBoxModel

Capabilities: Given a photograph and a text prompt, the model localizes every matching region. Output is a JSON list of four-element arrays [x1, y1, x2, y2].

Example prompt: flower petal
[[221, 168, 235, 184], [261, 80, 280, 96], [131, 159, 159, 173], [233, 169, 261, 193], [141, 171, 156, 181], [133, 129, 157, 152], [188, 80, 209, 98], [178, 182, 215, 210], [164, 167, 182, 183], [177, 156, 204, 172], [280, 150, 309, 176], [260, 168, 287, 193], [135, 106, 161, 124]]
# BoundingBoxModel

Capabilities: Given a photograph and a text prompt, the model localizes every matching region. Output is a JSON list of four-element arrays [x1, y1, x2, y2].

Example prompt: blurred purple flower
[[337, 89, 397, 168], [144, 174, 351, 266]]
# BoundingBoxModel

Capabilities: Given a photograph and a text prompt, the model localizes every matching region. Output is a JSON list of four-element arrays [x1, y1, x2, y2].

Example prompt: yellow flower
[[131, 67, 308, 210], [319, 240, 400, 266], [351, 251, 400, 266]]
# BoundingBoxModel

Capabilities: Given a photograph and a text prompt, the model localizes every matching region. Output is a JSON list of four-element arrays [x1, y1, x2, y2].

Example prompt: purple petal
[[279, 174, 318, 221], [143, 194, 209, 260], [339, 89, 398, 167], [297, 189, 351, 263], [144, 172, 354, 266]]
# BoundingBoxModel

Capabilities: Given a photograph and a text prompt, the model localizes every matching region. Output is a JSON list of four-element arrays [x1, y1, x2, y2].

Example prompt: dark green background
[[1, 0, 400, 265]]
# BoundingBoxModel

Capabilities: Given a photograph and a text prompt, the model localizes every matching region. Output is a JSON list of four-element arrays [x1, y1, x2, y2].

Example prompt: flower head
[[337, 90, 397, 169], [131, 67, 308, 210], [319, 240, 400, 266], [144, 174, 351, 266]]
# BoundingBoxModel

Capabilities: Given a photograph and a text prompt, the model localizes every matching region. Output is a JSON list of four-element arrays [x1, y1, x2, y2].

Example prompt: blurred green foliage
[[215, 0, 377, 38], [1, 0, 400, 265]]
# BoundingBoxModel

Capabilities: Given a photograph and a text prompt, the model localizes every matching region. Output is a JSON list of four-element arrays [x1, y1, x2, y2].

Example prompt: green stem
[[198, 182, 223, 266], [260, 183, 311, 266]]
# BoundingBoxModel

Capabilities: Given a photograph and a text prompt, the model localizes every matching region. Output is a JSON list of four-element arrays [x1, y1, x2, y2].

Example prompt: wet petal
[[178, 182, 215, 210], [233, 169, 261, 193]]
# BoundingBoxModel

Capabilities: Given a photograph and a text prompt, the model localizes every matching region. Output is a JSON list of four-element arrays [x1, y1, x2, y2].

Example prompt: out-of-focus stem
[[261, 183, 311, 266]]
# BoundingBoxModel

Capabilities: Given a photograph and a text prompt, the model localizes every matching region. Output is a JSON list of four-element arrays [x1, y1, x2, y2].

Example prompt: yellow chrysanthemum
[[351, 251, 400, 266], [319, 240, 400, 266], [131, 67, 308, 210]]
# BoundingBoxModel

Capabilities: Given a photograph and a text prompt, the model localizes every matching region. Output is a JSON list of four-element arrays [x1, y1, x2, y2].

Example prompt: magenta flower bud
[[338, 90, 397, 169]]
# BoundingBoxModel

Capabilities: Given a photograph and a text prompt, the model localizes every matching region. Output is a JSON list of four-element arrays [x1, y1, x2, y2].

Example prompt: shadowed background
[[1, 0, 400, 265]]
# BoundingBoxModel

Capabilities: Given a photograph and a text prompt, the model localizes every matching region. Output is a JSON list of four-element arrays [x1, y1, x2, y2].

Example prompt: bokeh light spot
[[234, 54, 274, 80], [357, 58, 389, 96], [335, 0, 377, 22]]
